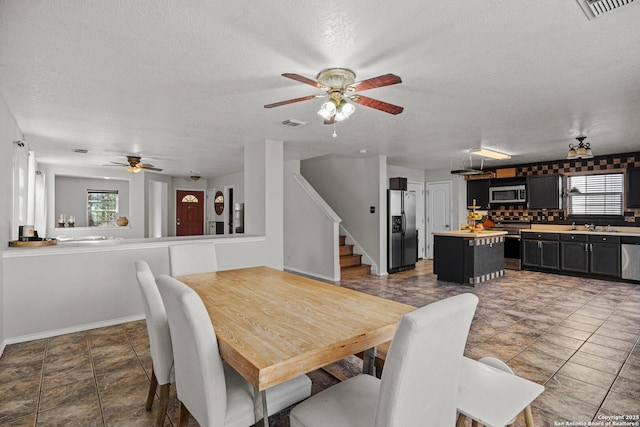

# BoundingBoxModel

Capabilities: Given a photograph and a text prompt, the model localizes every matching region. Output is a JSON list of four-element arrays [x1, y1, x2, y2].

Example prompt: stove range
[[491, 217, 531, 270]]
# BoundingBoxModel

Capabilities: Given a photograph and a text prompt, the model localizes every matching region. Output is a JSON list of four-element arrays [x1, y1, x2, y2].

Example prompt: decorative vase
[[116, 216, 129, 227]]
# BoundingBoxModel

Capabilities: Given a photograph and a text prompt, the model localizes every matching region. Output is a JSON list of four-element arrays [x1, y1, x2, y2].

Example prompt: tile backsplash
[[488, 151, 640, 226]]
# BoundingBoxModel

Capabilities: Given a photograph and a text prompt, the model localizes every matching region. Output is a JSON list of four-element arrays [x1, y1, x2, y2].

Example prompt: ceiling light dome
[[318, 100, 337, 120], [334, 100, 355, 122]]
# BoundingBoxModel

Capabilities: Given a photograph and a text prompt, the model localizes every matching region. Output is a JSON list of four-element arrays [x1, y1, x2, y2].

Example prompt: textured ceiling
[[1, 1, 639, 179]]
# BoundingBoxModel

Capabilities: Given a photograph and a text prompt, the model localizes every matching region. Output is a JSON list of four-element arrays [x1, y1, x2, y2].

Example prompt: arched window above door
[[181, 194, 199, 203]]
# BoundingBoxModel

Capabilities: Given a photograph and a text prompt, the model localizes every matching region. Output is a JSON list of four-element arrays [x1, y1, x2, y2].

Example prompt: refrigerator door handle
[[401, 212, 406, 234]]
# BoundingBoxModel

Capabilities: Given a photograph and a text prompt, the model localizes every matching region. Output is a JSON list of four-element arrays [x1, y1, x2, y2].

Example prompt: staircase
[[339, 235, 371, 279]]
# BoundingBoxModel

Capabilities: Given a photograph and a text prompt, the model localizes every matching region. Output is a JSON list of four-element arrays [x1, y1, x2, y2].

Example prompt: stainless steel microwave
[[489, 185, 526, 204]]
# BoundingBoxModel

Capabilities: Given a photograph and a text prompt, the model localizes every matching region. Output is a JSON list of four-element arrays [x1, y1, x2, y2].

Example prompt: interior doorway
[[426, 181, 452, 259], [226, 186, 234, 234], [176, 190, 204, 236]]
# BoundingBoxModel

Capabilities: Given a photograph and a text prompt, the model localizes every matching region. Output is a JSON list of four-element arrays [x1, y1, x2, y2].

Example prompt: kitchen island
[[433, 230, 507, 285]]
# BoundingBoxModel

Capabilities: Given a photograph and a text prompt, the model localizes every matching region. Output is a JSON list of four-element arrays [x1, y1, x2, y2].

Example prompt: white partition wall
[[1, 92, 24, 353]]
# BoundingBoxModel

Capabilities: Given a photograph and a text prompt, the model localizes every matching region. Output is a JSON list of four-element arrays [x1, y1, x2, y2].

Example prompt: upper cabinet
[[527, 174, 562, 209], [467, 179, 491, 210], [627, 167, 640, 208]]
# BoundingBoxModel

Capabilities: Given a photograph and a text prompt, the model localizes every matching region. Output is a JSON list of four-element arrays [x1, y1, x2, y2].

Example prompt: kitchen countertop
[[432, 230, 508, 238], [521, 227, 640, 237]]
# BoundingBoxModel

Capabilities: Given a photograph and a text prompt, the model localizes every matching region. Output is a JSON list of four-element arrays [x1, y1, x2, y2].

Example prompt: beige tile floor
[[1, 260, 639, 426]]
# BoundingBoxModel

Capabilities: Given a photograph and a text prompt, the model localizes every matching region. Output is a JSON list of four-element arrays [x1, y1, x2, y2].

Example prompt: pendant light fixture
[[567, 136, 593, 159]]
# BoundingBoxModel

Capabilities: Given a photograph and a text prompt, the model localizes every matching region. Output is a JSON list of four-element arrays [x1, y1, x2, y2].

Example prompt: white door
[[426, 181, 452, 259], [408, 181, 425, 259]]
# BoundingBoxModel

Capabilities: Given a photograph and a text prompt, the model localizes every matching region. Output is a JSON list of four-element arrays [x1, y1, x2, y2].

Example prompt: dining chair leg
[[155, 383, 170, 427], [456, 413, 467, 427], [524, 405, 535, 427], [177, 400, 190, 427], [146, 365, 158, 411]]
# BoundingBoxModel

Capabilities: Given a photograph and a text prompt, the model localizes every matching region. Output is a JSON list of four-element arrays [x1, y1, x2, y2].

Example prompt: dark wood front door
[[176, 190, 204, 236]]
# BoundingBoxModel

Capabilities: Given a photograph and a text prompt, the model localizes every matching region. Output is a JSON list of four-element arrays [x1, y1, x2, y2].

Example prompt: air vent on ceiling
[[73, 148, 88, 154], [281, 119, 308, 127], [576, 0, 635, 19]]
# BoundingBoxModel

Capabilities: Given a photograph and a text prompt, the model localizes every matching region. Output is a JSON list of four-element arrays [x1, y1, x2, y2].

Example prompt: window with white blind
[[567, 173, 624, 216]]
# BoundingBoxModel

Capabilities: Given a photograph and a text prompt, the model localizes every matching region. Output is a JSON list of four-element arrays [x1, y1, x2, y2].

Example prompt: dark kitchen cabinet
[[589, 235, 620, 278], [527, 175, 562, 209], [467, 179, 491, 210], [560, 233, 620, 278], [560, 234, 589, 273], [627, 167, 640, 208], [522, 232, 560, 270], [434, 234, 504, 284]]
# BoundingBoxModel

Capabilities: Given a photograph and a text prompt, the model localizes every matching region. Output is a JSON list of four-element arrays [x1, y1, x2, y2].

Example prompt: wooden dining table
[[176, 266, 415, 426]]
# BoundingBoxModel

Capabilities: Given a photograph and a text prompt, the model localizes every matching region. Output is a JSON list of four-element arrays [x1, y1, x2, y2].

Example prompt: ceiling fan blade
[[347, 74, 402, 92], [109, 162, 128, 166], [264, 95, 322, 108], [350, 95, 404, 115], [140, 165, 163, 171], [282, 73, 330, 91], [324, 116, 335, 125]]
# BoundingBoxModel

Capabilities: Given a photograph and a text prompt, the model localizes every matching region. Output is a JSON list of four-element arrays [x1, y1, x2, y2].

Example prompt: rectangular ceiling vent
[[281, 119, 308, 128], [576, 0, 635, 19]]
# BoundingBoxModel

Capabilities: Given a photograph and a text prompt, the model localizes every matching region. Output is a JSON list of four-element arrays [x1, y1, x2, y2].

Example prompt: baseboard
[[283, 267, 338, 284], [1, 314, 145, 349]]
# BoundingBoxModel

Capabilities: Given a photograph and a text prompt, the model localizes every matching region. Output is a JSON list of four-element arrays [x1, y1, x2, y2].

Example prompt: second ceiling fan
[[264, 68, 403, 124]]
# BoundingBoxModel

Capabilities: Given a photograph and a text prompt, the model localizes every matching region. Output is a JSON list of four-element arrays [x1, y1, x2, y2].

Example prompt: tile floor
[[1, 260, 639, 426]]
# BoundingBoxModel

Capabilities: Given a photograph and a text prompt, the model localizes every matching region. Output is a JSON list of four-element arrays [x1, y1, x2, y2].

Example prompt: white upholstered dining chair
[[289, 292, 479, 427], [156, 275, 312, 427], [456, 356, 543, 427], [134, 260, 174, 427], [169, 241, 218, 276]]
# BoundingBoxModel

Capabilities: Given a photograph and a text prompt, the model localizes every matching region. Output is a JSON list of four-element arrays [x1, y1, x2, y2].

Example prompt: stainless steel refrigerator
[[388, 189, 417, 273]]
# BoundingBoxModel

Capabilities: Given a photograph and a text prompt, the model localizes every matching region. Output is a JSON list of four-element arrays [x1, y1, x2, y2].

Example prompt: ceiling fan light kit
[[109, 156, 163, 173], [265, 68, 403, 127], [567, 136, 593, 159]]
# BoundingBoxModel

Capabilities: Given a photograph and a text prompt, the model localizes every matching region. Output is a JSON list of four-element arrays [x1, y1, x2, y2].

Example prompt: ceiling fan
[[264, 68, 403, 124], [108, 156, 163, 173]]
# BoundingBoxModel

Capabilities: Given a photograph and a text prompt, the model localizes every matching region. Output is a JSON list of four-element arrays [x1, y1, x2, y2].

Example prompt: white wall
[[387, 165, 425, 183], [245, 140, 266, 236], [1, 138, 284, 349], [55, 176, 130, 227], [1, 235, 271, 342], [209, 170, 245, 234], [0, 92, 24, 353], [301, 155, 386, 274], [284, 160, 341, 281], [41, 164, 146, 239]]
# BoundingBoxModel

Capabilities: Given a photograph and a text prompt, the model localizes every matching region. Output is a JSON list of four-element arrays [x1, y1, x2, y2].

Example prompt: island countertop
[[432, 230, 508, 238]]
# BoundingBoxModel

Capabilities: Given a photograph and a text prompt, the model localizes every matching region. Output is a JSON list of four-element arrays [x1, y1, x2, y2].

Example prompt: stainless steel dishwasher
[[621, 236, 640, 281]]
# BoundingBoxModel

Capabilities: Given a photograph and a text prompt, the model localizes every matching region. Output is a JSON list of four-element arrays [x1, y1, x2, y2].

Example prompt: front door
[[426, 181, 452, 259], [176, 190, 204, 236]]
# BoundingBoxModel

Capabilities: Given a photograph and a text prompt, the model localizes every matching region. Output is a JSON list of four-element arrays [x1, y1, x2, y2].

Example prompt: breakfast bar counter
[[433, 230, 507, 286]]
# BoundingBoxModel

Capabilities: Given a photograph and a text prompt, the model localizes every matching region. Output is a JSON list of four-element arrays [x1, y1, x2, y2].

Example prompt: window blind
[[567, 173, 623, 215]]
